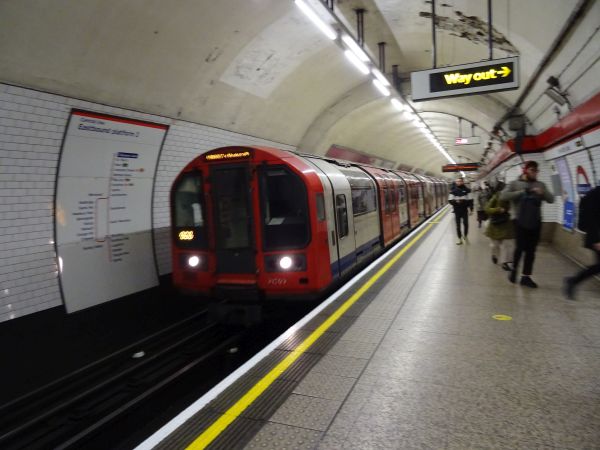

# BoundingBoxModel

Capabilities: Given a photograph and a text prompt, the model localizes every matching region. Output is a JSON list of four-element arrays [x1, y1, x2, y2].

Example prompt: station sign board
[[442, 163, 481, 173], [455, 136, 481, 145], [411, 57, 519, 101]]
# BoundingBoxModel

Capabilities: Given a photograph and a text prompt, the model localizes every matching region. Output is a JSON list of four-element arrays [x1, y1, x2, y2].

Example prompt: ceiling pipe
[[392, 64, 400, 93], [431, 0, 437, 68], [492, 0, 594, 133], [487, 0, 493, 60], [355, 8, 366, 46], [378, 42, 386, 73]]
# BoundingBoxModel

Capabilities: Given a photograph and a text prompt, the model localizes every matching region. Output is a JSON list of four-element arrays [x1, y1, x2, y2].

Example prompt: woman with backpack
[[485, 181, 514, 270]]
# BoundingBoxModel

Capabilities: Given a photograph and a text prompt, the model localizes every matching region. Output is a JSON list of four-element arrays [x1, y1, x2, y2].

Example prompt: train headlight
[[264, 254, 306, 272], [188, 255, 201, 268], [279, 256, 293, 270]]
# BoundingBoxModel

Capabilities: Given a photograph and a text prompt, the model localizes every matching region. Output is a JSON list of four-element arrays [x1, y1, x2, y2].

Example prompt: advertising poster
[[555, 157, 575, 230], [56, 110, 168, 312]]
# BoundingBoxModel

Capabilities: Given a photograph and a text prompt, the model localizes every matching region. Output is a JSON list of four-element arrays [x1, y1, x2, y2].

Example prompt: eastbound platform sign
[[411, 57, 519, 101], [442, 163, 481, 172]]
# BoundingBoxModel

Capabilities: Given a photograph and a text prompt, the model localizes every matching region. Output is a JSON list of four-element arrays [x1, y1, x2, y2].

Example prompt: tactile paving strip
[[276, 329, 340, 354], [156, 409, 221, 450]]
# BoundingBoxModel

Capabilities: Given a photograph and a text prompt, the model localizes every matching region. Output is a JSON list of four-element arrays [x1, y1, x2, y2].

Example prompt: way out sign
[[411, 57, 519, 101]]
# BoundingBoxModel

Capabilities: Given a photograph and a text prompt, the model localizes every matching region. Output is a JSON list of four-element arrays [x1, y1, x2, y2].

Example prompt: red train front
[[171, 146, 331, 299]]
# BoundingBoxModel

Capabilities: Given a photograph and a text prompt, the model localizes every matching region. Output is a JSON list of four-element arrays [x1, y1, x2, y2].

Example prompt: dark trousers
[[454, 210, 469, 238], [571, 250, 600, 285], [513, 224, 541, 276]]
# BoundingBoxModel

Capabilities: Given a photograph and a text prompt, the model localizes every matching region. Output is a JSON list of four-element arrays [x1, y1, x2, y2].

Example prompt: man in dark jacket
[[563, 185, 600, 300], [448, 177, 473, 245], [500, 161, 554, 288]]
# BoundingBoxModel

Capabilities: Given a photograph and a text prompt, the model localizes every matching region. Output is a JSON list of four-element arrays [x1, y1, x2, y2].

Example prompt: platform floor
[[140, 209, 600, 450]]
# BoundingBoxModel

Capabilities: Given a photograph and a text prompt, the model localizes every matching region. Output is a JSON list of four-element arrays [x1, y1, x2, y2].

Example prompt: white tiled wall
[[0, 83, 294, 323]]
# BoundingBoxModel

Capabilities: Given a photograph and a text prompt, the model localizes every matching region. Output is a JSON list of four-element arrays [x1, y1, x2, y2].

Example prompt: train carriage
[[171, 146, 447, 300]]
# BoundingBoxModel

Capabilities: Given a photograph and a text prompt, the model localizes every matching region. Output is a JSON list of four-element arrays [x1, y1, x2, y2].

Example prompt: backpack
[[578, 192, 593, 232], [517, 193, 542, 230]]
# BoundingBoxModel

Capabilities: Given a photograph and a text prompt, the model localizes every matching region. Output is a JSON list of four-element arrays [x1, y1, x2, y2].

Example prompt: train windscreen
[[172, 172, 207, 248], [259, 166, 309, 250]]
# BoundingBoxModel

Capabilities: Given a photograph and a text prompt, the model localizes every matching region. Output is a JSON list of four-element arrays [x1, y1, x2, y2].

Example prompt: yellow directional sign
[[444, 66, 511, 86], [411, 57, 519, 101]]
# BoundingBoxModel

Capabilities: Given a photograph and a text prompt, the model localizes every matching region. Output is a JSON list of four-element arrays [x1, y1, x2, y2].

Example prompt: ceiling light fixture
[[390, 98, 404, 111], [342, 35, 369, 61], [372, 68, 390, 86], [295, 0, 337, 40], [372, 79, 391, 96], [344, 50, 370, 74]]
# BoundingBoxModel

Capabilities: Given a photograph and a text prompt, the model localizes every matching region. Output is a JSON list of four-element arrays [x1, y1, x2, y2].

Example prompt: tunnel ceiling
[[0, 0, 598, 175]]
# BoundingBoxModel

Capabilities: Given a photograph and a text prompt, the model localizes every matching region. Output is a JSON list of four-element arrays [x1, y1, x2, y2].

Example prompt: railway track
[[0, 308, 248, 449]]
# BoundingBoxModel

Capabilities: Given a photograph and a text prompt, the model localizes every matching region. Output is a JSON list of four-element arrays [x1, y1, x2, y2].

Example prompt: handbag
[[490, 211, 510, 225]]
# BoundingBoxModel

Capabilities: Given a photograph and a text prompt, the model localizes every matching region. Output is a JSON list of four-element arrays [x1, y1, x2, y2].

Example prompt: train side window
[[399, 186, 405, 203], [350, 187, 376, 216], [316, 193, 325, 221], [336, 194, 348, 238]]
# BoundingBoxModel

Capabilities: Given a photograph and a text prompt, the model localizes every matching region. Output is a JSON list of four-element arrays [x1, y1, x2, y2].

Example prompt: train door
[[391, 173, 409, 230], [303, 160, 340, 278], [305, 158, 356, 276], [209, 165, 256, 274]]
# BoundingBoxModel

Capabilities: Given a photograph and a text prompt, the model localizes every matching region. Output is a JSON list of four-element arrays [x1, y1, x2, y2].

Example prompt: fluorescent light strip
[[295, 0, 336, 40], [438, 147, 455, 163], [390, 98, 404, 111], [344, 50, 369, 74], [372, 68, 390, 86], [342, 35, 369, 61], [372, 78, 391, 96]]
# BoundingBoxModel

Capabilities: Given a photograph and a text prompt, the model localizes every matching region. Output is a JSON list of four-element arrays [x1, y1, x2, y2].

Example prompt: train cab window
[[335, 194, 349, 238], [259, 166, 309, 250], [172, 172, 207, 248], [316, 193, 326, 221]]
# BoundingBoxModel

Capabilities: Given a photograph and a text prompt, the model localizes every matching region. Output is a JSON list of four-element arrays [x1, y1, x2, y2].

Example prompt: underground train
[[170, 146, 448, 300]]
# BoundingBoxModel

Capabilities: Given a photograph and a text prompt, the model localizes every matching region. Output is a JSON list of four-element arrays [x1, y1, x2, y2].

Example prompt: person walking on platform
[[563, 185, 600, 300], [484, 181, 514, 270], [476, 183, 491, 228], [500, 161, 554, 288], [449, 177, 473, 245]]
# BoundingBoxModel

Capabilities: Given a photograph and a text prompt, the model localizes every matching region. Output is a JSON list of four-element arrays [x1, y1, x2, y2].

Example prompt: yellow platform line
[[186, 212, 446, 449]]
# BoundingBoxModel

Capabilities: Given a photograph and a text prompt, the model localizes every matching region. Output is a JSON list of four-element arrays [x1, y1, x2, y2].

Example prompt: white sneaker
[[456, 239, 463, 245]]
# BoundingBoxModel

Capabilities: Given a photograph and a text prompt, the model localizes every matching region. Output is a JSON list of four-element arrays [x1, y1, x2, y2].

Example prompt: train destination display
[[411, 57, 519, 101], [442, 163, 481, 172], [55, 110, 168, 312]]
